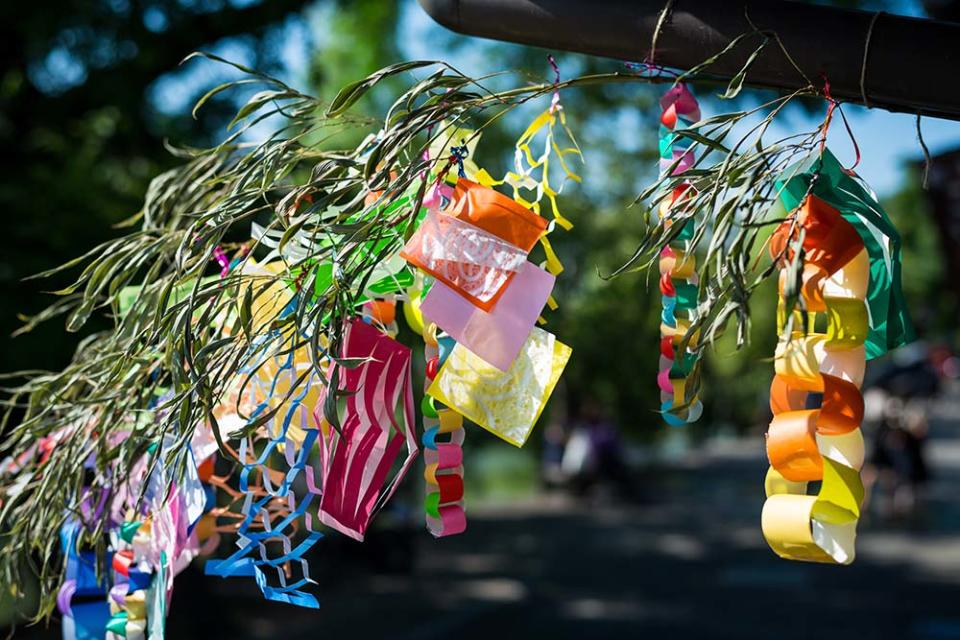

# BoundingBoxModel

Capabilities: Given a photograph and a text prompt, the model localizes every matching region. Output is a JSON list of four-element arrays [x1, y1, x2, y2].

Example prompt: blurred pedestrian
[[541, 421, 568, 490], [562, 398, 633, 501]]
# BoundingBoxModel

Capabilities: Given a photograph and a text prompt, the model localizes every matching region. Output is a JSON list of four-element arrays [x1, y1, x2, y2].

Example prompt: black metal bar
[[418, 0, 960, 121]]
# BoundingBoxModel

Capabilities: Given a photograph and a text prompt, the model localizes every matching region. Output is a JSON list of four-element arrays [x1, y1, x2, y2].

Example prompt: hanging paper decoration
[[428, 327, 571, 447], [399, 179, 547, 310], [59, 522, 112, 640], [411, 178, 468, 538], [656, 83, 704, 426], [421, 322, 467, 537], [7, 46, 927, 640], [54, 421, 217, 640], [421, 261, 555, 372], [1, 57, 583, 630], [198, 63, 578, 597], [477, 54, 581, 248], [761, 148, 913, 564], [315, 317, 418, 542], [400, 65, 579, 537]]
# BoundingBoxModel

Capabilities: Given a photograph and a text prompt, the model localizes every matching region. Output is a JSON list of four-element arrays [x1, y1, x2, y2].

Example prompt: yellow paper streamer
[[504, 108, 580, 232]]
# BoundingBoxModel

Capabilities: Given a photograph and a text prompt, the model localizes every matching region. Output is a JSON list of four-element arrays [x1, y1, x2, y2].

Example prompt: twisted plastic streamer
[[657, 84, 703, 425], [761, 194, 868, 564], [421, 322, 467, 537]]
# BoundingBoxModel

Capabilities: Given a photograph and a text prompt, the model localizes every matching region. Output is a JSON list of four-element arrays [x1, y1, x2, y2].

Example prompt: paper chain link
[[761, 194, 868, 564], [657, 84, 703, 425], [421, 322, 467, 537]]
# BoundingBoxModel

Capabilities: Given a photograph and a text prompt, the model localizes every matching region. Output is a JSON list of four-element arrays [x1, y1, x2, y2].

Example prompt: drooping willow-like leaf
[[0, 38, 835, 616]]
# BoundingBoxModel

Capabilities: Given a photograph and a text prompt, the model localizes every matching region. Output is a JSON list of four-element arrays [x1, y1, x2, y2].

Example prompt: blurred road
[[159, 393, 960, 640], [14, 393, 960, 639]]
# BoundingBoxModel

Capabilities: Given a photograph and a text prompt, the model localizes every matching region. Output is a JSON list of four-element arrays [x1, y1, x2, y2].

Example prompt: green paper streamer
[[776, 148, 914, 359]]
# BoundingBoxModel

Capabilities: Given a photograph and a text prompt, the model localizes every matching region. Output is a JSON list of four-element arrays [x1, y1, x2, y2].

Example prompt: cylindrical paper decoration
[[761, 194, 867, 564], [657, 84, 703, 426]]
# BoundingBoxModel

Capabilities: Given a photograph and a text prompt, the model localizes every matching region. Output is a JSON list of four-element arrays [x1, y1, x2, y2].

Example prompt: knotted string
[[624, 61, 679, 79], [548, 54, 561, 114], [820, 75, 861, 177], [449, 141, 468, 178]]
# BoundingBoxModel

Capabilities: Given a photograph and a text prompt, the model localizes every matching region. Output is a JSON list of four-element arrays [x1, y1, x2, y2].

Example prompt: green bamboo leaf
[[719, 39, 767, 99], [238, 284, 253, 339], [278, 218, 308, 253], [65, 301, 94, 333], [193, 81, 244, 119], [673, 129, 730, 154], [326, 60, 436, 117], [228, 90, 289, 129]]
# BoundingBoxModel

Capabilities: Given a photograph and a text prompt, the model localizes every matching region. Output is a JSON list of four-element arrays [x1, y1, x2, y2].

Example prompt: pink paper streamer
[[421, 261, 555, 371]]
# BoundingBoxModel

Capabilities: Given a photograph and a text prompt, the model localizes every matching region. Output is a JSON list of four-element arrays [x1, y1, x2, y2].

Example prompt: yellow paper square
[[427, 327, 571, 447]]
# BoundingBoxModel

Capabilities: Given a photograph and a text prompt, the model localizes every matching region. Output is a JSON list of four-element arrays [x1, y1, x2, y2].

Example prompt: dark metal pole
[[418, 0, 960, 121]]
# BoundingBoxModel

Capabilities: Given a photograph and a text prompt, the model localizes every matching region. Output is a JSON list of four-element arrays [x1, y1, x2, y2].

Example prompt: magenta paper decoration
[[316, 318, 418, 541], [421, 261, 555, 371]]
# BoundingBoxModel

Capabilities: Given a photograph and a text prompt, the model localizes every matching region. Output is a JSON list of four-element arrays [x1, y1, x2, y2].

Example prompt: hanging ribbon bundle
[[397, 59, 576, 536], [761, 148, 913, 563], [31, 56, 581, 636], [411, 139, 572, 449], [656, 83, 704, 426], [56, 422, 218, 640]]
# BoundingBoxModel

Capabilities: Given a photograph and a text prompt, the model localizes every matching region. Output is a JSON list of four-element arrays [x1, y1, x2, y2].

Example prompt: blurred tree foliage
[[0, 0, 952, 444], [0, 0, 312, 375]]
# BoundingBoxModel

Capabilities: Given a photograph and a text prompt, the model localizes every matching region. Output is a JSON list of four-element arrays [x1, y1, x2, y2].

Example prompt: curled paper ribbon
[[775, 148, 913, 357], [656, 84, 703, 425], [421, 322, 467, 537], [472, 57, 577, 278], [762, 192, 868, 564], [497, 57, 580, 233]]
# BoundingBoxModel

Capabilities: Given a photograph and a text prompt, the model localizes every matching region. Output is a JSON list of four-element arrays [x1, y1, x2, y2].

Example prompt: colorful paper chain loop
[[761, 148, 913, 564], [762, 194, 867, 564], [657, 83, 703, 426], [421, 322, 467, 537]]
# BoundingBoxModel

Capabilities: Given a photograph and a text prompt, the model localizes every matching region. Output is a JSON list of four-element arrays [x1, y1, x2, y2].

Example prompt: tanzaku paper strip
[[427, 327, 571, 447]]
